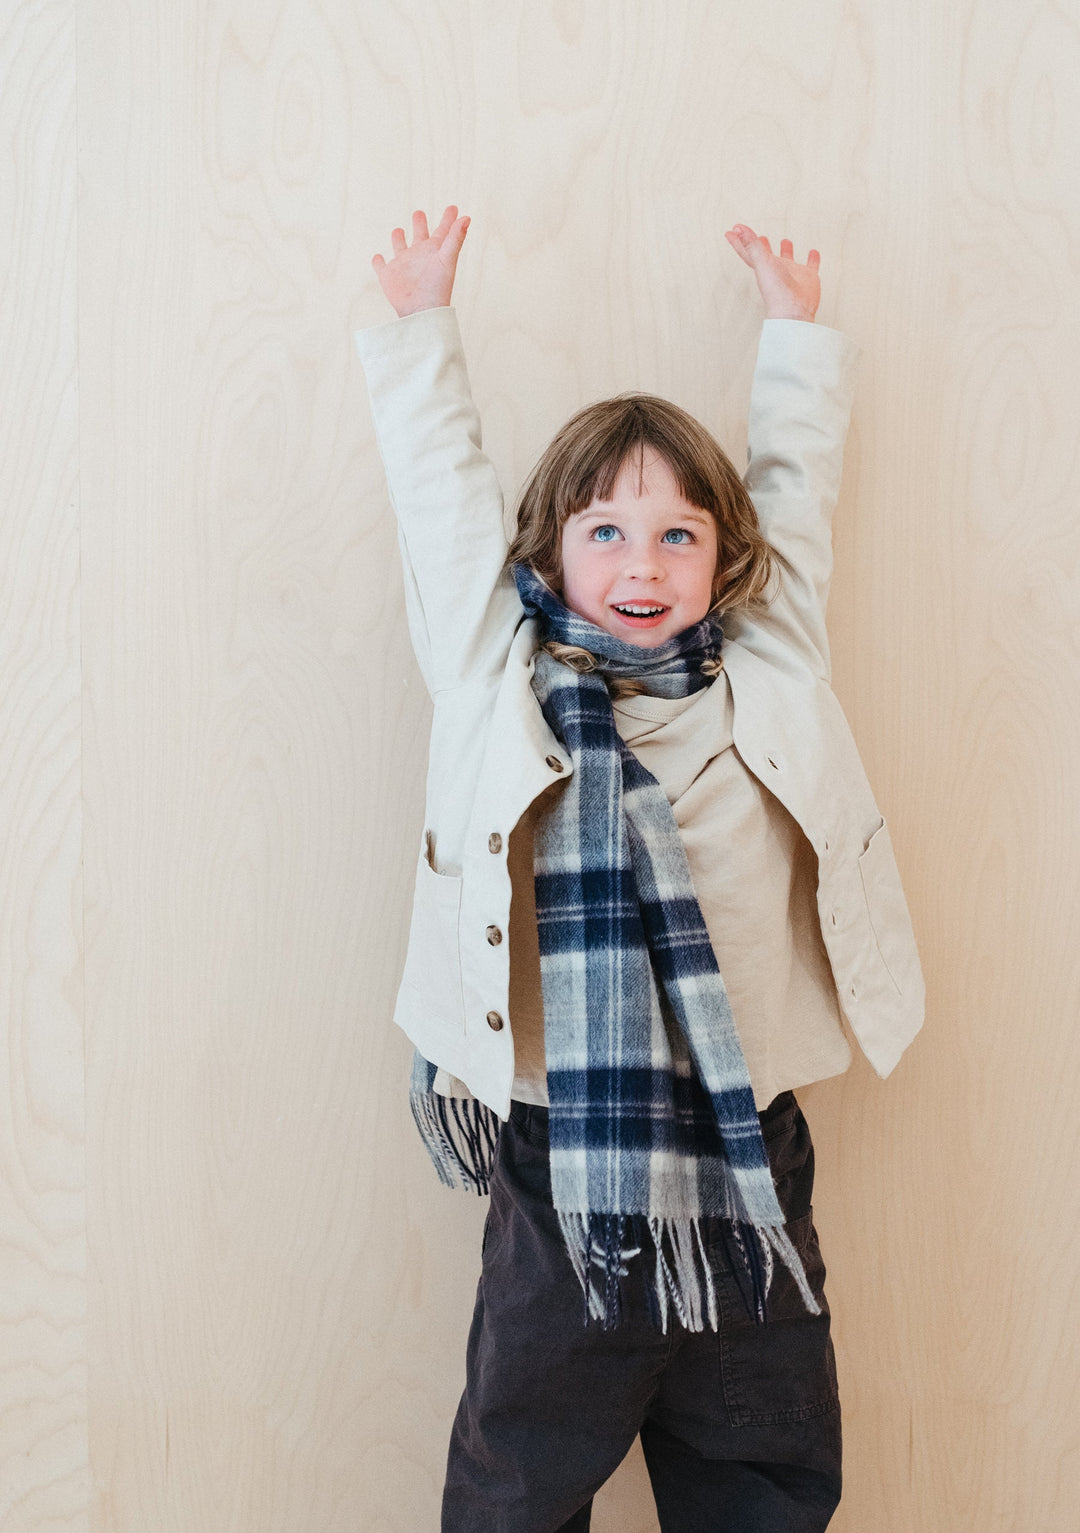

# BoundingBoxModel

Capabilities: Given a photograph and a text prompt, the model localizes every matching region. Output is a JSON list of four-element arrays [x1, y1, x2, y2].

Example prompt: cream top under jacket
[[354, 305, 926, 1121], [502, 671, 852, 1113]]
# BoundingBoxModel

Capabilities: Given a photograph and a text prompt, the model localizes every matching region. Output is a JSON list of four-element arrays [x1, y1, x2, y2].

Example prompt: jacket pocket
[[396, 849, 466, 1033], [857, 817, 911, 997]]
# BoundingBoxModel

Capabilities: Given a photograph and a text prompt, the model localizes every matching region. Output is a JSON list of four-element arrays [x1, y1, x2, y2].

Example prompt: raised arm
[[356, 208, 521, 695], [720, 225, 861, 682]]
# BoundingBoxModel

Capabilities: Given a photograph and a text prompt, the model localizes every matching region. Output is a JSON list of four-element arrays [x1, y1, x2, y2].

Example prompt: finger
[[727, 226, 773, 270], [372, 253, 385, 271], [390, 227, 407, 253], [780, 238, 793, 259], [759, 235, 773, 252], [432, 204, 458, 241], [441, 213, 471, 261], [412, 209, 429, 241], [726, 225, 759, 265], [807, 249, 821, 268], [725, 232, 753, 267]]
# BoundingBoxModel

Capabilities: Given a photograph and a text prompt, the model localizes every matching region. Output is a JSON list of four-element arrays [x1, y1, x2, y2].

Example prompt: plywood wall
[[4, 0, 1079, 1527], [1, 0, 87, 1525]]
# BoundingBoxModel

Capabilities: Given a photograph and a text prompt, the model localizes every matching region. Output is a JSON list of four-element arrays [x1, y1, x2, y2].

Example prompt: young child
[[357, 206, 925, 1533]]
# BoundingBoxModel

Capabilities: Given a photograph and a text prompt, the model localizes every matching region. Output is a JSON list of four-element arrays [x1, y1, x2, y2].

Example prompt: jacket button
[[545, 754, 564, 772], [488, 832, 503, 854], [486, 925, 502, 945], [486, 1010, 504, 1031]]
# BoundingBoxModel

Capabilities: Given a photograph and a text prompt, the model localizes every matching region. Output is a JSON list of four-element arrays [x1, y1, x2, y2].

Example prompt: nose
[[619, 542, 665, 581]]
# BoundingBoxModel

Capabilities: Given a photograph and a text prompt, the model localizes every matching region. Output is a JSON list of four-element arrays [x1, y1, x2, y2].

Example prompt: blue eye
[[593, 525, 618, 542], [663, 528, 693, 544]]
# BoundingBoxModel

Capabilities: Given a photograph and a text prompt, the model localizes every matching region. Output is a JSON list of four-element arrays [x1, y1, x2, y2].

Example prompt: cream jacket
[[354, 305, 926, 1120]]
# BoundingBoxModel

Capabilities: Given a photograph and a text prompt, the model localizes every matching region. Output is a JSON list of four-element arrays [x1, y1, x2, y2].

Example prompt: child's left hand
[[725, 225, 821, 322]]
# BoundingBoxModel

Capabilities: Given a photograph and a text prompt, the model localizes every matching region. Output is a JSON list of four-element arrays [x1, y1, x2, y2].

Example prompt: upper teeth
[[616, 604, 666, 615]]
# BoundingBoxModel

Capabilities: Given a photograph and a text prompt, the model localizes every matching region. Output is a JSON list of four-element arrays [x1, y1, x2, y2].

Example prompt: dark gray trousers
[[442, 1090, 842, 1532]]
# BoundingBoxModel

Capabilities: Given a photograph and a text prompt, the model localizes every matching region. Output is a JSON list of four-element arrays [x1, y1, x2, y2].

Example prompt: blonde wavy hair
[[505, 392, 775, 699]]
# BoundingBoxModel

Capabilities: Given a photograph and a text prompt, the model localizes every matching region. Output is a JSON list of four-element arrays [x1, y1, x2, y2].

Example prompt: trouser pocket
[[717, 1207, 840, 1425], [709, 1094, 840, 1427]]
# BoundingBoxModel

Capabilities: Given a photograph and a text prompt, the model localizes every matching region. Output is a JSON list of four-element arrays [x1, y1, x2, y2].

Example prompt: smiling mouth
[[611, 603, 669, 617]]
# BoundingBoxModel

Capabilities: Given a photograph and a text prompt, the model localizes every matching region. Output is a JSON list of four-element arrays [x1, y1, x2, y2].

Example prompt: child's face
[[559, 449, 719, 647]]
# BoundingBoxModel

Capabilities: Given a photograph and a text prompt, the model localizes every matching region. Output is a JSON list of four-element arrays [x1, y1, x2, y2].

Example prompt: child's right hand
[[371, 206, 471, 318], [725, 224, 821, 321]]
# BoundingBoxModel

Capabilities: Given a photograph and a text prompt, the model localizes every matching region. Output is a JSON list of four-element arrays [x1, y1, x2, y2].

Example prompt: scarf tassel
[[722, 1219, 823, 1325], [557, 1211, 821, 1332], [409, 1086, 501, 1196], [555, 1212, 724, 1333]]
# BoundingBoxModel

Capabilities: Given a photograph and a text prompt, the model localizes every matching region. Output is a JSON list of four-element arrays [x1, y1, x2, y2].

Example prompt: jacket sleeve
[[723, 318, 862, 684], [354, 304, 523, 696]]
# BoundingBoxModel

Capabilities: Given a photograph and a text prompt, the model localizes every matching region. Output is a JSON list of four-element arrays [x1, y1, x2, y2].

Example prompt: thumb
[[742, 228, 771, 263], [727, 225, 769, 268]]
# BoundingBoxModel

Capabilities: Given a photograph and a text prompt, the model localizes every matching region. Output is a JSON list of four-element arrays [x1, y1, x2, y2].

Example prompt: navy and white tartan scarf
[[409, 562, 820, 1332]]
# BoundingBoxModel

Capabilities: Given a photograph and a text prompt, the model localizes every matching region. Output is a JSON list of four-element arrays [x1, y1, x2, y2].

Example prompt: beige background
[[3, 0, 1079, 1527]]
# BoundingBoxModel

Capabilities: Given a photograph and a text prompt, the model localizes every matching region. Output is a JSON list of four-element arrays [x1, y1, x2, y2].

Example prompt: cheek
[[690, 548, 721, 612], [559, 540, 600, 596], [703, 541, 722, 590]]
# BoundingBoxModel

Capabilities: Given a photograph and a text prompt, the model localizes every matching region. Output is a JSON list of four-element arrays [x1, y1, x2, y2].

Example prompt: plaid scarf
[[409, 563, 820, 1332]]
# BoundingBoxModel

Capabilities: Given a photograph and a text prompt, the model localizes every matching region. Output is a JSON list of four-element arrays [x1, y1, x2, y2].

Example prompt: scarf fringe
[[409, 1086, 501, 1196], [761, 1220, 823, 1318], [556, 1211, 822, 1332]]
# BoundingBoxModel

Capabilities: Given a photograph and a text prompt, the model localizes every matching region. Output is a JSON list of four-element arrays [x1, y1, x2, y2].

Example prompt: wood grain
[[0, 0, 1074, 1526], [0, 1, 87, 1528]]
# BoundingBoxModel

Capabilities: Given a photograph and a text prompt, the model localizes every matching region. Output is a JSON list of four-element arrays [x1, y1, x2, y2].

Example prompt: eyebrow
[[574, 506, 714, 525]]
